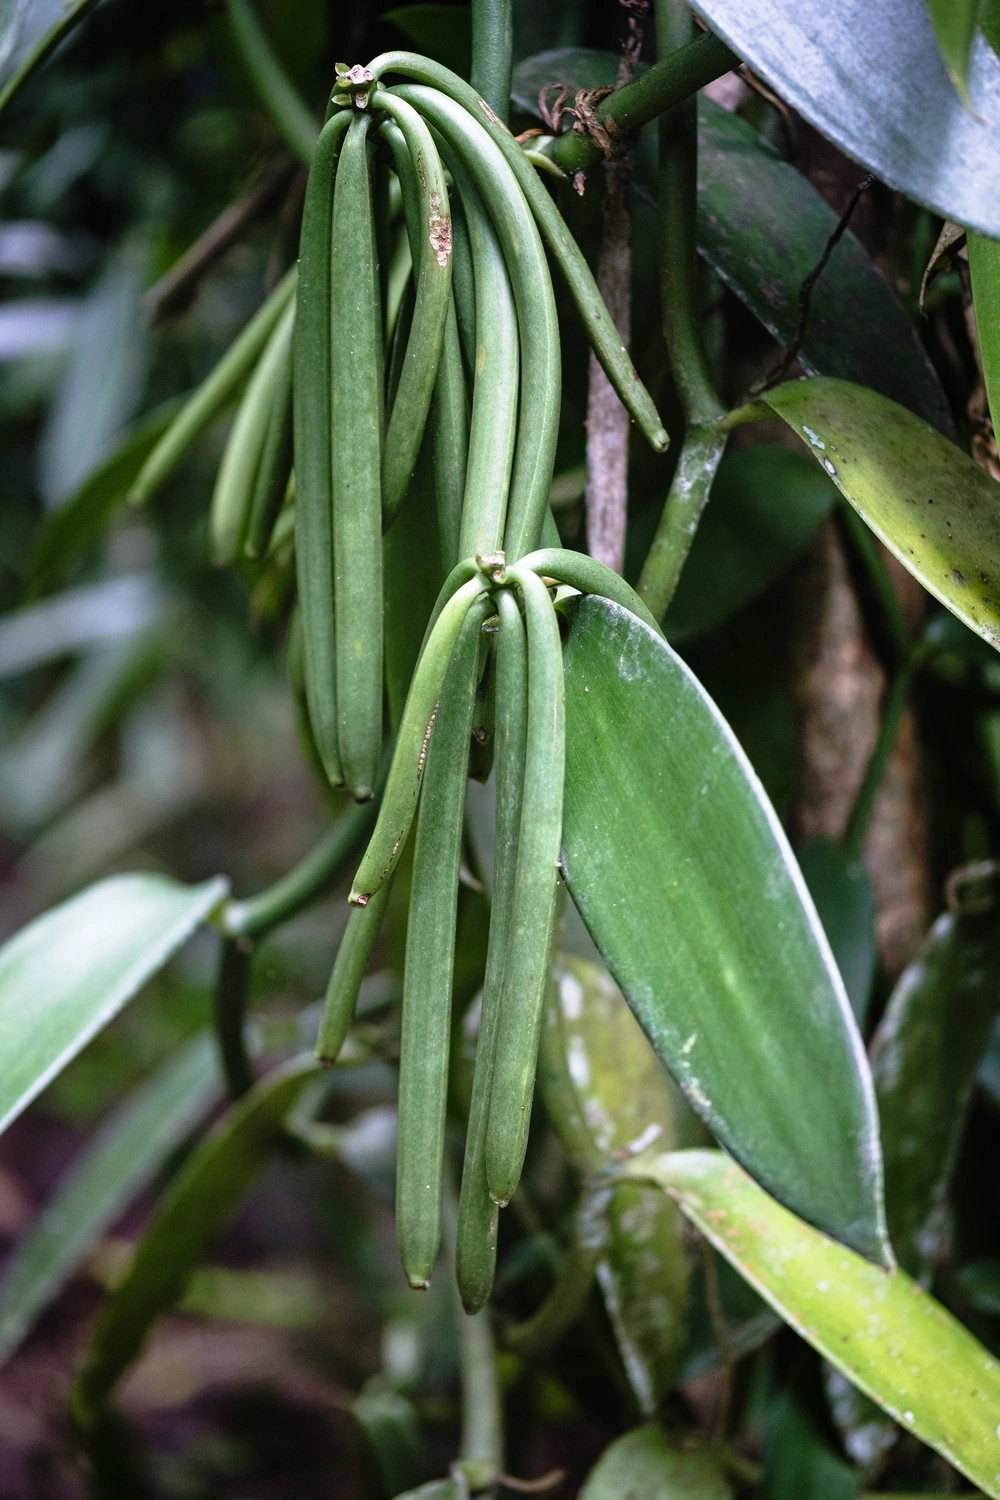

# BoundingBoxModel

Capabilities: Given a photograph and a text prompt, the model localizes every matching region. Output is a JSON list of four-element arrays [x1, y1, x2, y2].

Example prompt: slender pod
[[315, 878, 394, 1065], [210, 298, 295, 564], [486, 567, 564, 1206], [457, 587, 527, 1311], [366, 53, 668, 454], [517, 546, 665, 637], [443, 149, 519, 561], [397, 598, 488, 1287], [130, 267, 296, 507], [391, 83, 559, 560], [330, 110, 383, 801], [294, 110, 352, 787], [244, 312, 294, 558], [373, 91, 453, 525], [350, 573, 487, 904], [433, 295, 468, 573], [450, 195, 477, 376]]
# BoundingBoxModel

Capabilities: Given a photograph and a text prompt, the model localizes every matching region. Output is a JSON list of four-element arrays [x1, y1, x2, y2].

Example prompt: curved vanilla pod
[[210, 297, 295, 564], [372, 90, 453, 526], [130, 267, 297, 508], [315, 877, 394, 1065], [367, 53, 668, 455], [397, 596, 488, 1287], [391, 82, 559, 560], [350, 572, 487, 904], [517, 546, 665, 637], [485, 567, 564, 1206], [444, 150, 518, 561], [450, 195, 477, 375], [433, 295, 468, 573], [330, 110, 383, 801], [294, 109, 352, 787], [457, 587, 527, 1310], [244, 316, 294, 558]]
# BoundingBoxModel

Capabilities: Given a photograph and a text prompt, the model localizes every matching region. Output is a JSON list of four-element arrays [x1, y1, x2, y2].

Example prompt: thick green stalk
[[635, 423, 727, 620], [226, 0, 318, 166], [213, 939, 255, 1101], [470, 0, 513, 125], [504, 1237, 601, 1360], [545, 28, 737, 174], [516, 546, 664, 638]]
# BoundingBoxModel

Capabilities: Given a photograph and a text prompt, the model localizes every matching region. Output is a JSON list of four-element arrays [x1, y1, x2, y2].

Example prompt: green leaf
[[984, 0, 1000, 60], [926, 0, 979, 104], [968, 231, 1000, 452], [0, 0, 100, 116], [561, 595, 889, 1265], [797, 838, 876, 1026], [0, 1033, 220, 1365], [579, 1425, 734, 1500], [763, 377, 1000, 650], [691, 0, 1000, 237], [382, 5, 471, 80], [664, 448, 838, 642], [25, 398, 182, 601], [870, 882, 1000, 1277], [538, 955, 689, 1411], [696, 99, 954, 436], [70, 1055, 317, 1429], [0, 873, 227, 1138], [633, 1150, 1000, 1500], [762, 1376, 860, 1500]]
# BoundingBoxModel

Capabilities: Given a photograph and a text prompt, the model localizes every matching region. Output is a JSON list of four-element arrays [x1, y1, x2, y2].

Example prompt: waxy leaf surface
[[0, 873, 227, 1138], [0, 1033, 220, 1364], [635, 1150, 1000, 1500], [926, 0, 979, 103], [692, 0, 1000, 237], [764, 378, 1000, 649], [71, 1056, 317, 1428], [561, 595, 889, 1264]]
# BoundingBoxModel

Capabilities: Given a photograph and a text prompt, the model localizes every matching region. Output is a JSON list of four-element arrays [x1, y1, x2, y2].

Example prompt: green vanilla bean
[[397, 598, 488, 1287], [546, 27, 737, 175], [450, 196, 477, 375], [485, 567, 564, 1206], [366, 53, 668, 456], [516, 546, 664, 637], [445, 150, 519, 560], [210, 298, 295, 565], [294, 110, 352, 788], [129, 268, 296, 508], [213, 938, 255, 1101], [372, 91, 453, 526], [391, 82, 559, 560], [225, 0, 319, 167], [244, 322, 294, 559], [470, 0, 513, 125], [457, 588, 527, 1312], [315, 878, 394, 1065], [330, 110, 383, 801], [433, 295, 469, 573], [635, 424, 727, 621], [350, 573, 488, 904]]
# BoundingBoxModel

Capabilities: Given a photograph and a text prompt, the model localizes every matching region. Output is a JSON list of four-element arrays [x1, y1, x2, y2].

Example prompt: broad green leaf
[[579, 1425, 733, 1500], [383, 5, 471, 79], [968, 231, 1000, 451], [0, 1033, 220, 1364], [0, 873, 227, 1138], [797, 838, 876, 1025], [926, 0, 979, 104], [696, 98, 954, 436], [561, 595, 889, 1265], [763, 1377, 860, 1500], [538, 956, 688, 1410], [0, 0, 99, 115], [70, 1055, 317, 1429], [691, 0, 1000, 237], [633, 1149, 1000, 1500], [763, 378, 1000, 650], [25, 398, 182, 600], [665, 448, 838, 642], [870, 884, 1000, 1277]]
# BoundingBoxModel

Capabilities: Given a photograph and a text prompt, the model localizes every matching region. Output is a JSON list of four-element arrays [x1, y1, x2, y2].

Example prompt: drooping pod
[[244, 321, 294, 559], [457, 586, 527, 1311], [316, 878, 394, 1066], [293, 110, 352, 788], [486, 567, 565, 1206], [330, 109, 384, 802], [397, 596, 489, 1287]]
